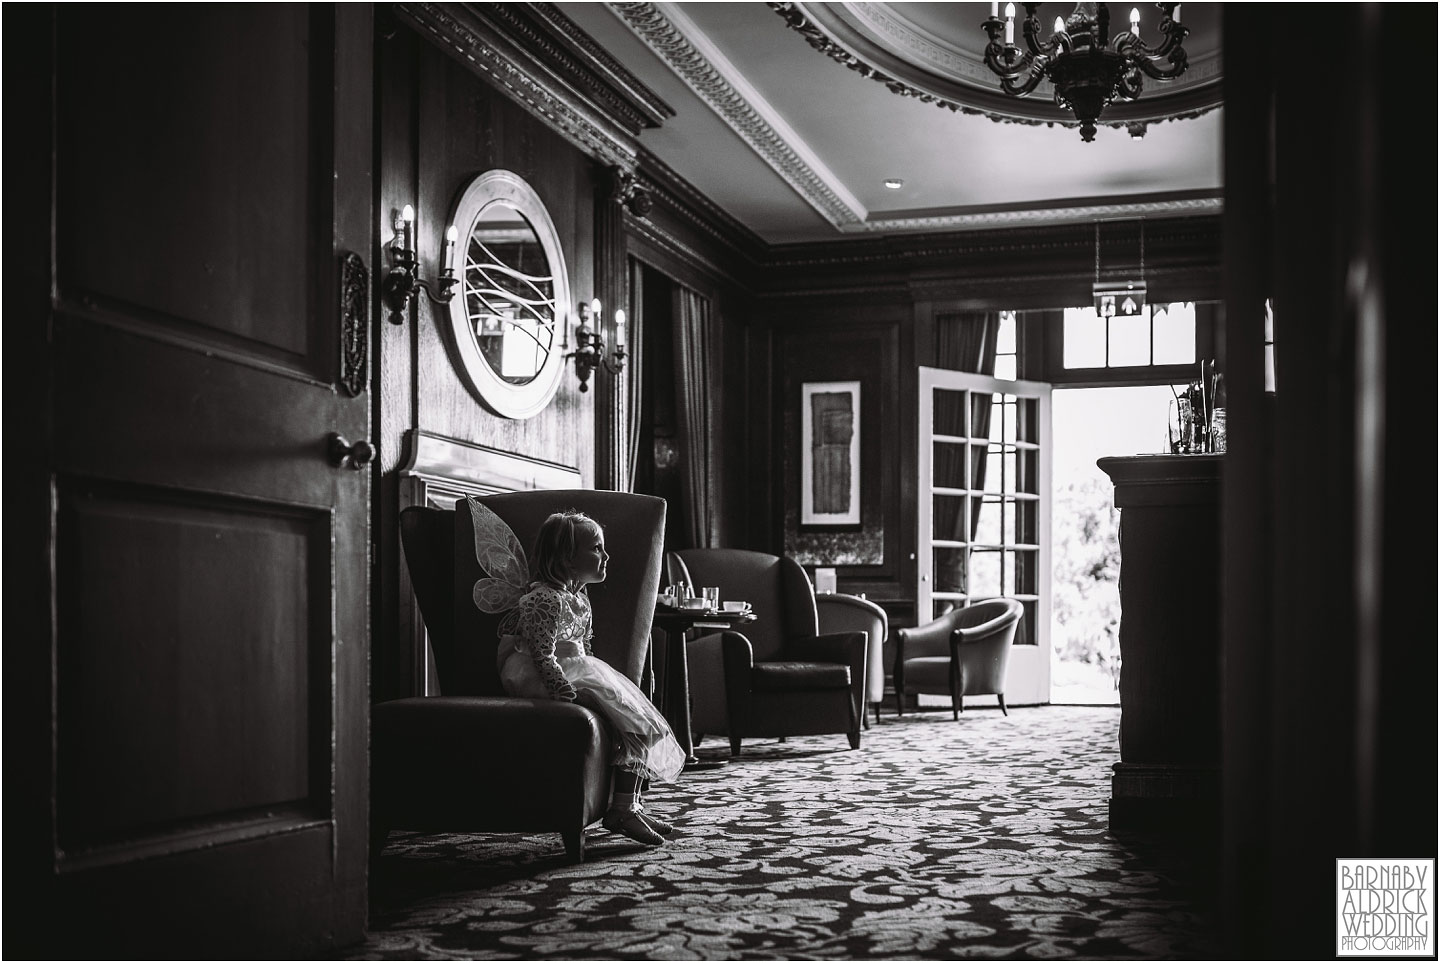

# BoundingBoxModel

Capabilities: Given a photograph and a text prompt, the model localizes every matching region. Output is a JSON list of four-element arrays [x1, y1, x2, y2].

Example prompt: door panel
[[56, 5, 320, 364], [55, 479, 329, 851], [20, 5, 374, 954], [918, 366, 1052, 706]]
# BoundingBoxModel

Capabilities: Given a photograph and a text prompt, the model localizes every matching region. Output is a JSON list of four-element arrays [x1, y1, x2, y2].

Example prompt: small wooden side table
[[651, 606, 755, 769]]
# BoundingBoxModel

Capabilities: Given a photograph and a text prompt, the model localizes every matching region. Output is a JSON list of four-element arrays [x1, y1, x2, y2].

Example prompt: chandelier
[[982, 2, 1189, 142]]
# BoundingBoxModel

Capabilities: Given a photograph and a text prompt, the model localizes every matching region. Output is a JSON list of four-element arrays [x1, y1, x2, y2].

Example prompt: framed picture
[[801, 380, 861, 527]]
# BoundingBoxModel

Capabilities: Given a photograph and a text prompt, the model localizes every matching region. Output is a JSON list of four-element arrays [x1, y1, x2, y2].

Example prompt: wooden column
[[593, 166, 628, 491], [1098, 454, 1222, 830]]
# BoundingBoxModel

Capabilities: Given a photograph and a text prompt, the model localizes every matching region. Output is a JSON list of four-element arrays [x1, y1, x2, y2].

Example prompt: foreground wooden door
[[6, 6, 373, 955]]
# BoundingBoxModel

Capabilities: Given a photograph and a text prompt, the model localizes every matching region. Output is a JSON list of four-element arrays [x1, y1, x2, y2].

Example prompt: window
[[995, 310, 1017, 381], [1264, 298, 1276, 393], [1041, 300, 1217, 387], [1063, 302, 1196, 369]]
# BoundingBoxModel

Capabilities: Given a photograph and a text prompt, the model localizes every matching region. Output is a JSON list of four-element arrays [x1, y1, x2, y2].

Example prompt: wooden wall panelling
[[762, 217, 1222, 308], [773, 308, 905, 593], [716, 285, 757, 549], [746, 318, 775, 554], [375, 22, 599, 700], [414, 43, 595, 478], [376, 17, 421, 703]]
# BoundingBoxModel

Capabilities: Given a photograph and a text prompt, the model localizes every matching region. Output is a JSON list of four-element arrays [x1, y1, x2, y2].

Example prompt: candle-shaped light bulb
[[401, 204, 415, 255], [1130, 6, 1140, 31], [1004, 3, 1015, 44], [590, 298, 602, 318], [443, 225, 458, 275], [1053, 16, 1064, 37], [614, 308, 626, 331]]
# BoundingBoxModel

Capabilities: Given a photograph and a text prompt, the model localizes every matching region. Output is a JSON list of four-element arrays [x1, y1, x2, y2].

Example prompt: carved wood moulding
[[608, 1, 864, 230], [393, 2, 669, 175], [751, 217, 1222, 304], [765, 214, 1222, 271], [634, 148, 768, 264], [491, 2, 675, 133]]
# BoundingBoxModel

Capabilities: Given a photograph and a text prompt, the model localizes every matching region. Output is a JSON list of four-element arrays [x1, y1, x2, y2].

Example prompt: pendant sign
[[1093, 280, 1148, 318]]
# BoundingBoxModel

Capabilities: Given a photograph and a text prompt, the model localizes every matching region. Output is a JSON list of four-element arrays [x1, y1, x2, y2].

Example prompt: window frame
[[1031, 300, 1222, 388]]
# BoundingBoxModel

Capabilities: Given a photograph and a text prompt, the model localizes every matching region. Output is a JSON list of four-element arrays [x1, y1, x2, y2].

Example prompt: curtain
[[622, 258, 646, 492], [672, 285, 715, 548], [934, 312, 1000, 602]]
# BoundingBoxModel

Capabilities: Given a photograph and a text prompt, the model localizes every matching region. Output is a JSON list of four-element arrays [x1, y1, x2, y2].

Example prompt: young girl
[[496, 510, 685, 846]]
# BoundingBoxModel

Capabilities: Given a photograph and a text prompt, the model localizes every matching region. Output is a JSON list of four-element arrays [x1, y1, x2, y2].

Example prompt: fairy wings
[[464, 497, 530, 634]]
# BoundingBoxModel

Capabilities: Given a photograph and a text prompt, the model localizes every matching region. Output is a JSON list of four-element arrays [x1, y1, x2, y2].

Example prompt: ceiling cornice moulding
[[607, 1, 867, 229], [848, 194, 1223, 234], [634, 149, 769, 263], [394, 2, 645, 173], [765, 214, 1222, 271], [492, 2, 678, 132]]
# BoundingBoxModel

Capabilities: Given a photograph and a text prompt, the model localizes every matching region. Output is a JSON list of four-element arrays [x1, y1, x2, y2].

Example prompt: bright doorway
[[1049, 385, 1176, 705]]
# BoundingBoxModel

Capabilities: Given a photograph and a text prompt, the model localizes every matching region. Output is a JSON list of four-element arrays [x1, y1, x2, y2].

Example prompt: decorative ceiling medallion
[[770, 1, 1222, 132]]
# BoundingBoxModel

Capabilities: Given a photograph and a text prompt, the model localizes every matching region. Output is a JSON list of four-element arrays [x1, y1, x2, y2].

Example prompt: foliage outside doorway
[[1050, 385, 1177, 705]]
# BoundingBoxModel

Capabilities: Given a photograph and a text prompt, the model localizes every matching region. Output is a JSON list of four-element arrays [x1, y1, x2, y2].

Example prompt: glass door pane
[[918, 367, 1051, 706]]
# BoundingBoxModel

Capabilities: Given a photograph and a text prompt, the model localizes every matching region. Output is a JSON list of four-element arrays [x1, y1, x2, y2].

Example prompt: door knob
[[328, 432, 375, 469]]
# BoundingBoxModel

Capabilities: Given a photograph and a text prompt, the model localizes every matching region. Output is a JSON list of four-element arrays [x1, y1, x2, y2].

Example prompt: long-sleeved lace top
[[513, 583, 594, 701]]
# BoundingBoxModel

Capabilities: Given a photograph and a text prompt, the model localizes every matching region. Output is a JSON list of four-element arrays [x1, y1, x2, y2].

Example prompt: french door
[[918, 366, 1052, 706]]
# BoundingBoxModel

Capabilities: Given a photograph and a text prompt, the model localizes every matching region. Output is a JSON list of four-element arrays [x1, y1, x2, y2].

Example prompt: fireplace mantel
[[397, 430, 584, 694]]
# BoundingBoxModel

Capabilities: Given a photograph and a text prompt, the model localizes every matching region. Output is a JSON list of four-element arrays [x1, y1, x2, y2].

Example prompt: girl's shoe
[[602, 809, 664, 846], [637, 808, 675, 836]]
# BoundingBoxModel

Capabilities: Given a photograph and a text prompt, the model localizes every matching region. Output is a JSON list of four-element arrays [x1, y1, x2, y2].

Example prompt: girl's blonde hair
[[530, 510, 600, 588]]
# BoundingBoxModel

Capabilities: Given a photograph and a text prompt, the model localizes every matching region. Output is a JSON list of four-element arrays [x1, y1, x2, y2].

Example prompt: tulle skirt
[[498, 642, 685, 783]]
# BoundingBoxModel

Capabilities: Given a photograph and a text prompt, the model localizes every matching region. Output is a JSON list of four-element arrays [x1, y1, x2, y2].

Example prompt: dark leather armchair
[[670, 549, 867, 756], [814, 593, 889, 727], [894, 598, 1024, 719], [371, 490, 666, 863]]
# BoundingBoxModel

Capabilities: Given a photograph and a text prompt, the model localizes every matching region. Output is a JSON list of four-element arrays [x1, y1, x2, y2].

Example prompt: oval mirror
[[446, 170, 570, 419]]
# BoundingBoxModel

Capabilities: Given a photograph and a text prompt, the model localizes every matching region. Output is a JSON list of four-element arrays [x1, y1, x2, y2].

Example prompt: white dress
[[496, 582, 685, 783]]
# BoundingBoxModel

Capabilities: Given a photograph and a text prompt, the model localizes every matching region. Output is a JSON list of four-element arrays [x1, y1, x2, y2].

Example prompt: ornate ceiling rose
[[769, 1, 1222, 134]]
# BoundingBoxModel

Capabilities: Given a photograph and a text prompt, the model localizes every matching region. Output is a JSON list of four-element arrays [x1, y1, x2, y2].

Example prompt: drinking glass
[[1210, 408, 1227, 453], [1167, 399, 1194, 453], [702, 586, 720, 609]]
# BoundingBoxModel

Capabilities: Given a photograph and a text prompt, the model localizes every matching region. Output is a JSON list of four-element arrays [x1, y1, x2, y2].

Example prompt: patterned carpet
[[346, 706, 1220, 960]]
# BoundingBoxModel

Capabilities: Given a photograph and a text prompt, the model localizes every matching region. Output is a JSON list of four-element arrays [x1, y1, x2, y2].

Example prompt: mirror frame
[[446, 169, 571, 420]]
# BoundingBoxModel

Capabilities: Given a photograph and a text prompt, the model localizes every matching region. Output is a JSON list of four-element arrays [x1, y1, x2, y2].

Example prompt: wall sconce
[[563, 298, 627, 392], [382, 204, 459, 324]]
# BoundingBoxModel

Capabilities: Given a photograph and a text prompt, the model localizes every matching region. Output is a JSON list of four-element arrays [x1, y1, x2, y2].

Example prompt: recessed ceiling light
[[883, 178, 904, 189]]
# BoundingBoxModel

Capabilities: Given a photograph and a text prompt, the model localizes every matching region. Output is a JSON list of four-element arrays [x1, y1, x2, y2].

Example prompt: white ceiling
[[557, 1, 1224, 245]]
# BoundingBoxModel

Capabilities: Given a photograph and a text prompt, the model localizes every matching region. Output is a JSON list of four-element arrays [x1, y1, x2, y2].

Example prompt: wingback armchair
[[670, 549, 868, 756], [815, 593, 889, 727], [371, 490, 666, 863], [894, 598, 1024, 719]]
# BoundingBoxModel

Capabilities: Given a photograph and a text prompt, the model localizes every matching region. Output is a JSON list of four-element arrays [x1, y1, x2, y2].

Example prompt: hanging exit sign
[[1093, 280, 1148, 318]]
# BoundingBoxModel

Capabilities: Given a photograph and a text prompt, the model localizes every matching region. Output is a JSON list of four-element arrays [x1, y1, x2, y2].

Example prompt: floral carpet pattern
[[348, 706, 1219, 960]]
